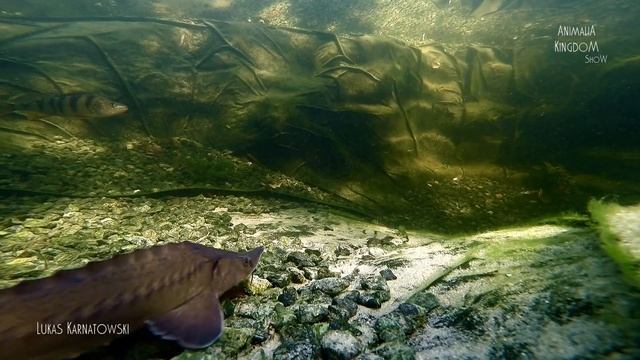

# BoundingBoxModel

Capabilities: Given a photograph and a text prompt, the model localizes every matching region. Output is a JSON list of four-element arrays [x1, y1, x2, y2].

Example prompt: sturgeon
[[0, 242, 264, 360]]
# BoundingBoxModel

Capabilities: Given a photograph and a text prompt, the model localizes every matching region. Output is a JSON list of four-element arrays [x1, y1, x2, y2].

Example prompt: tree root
[[201, 20, 255, 67], [316, 65, 381, 82], [78, 35, 150, 137], [0, 24, 69, 48], [392, 81, 419, 156], [0, 15, 207, 30], [0, 57, 64, 94], [32, 118, 77, 138]]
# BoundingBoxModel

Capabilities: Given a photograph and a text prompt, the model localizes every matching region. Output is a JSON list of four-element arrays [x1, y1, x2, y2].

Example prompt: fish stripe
[[70, 94, 80, 113], [56, 96, 65, 114], [83, 95, 96, 114], [34, 99, 45, 113], [62, 95, 73, 115], [47, 98, 57, 113]]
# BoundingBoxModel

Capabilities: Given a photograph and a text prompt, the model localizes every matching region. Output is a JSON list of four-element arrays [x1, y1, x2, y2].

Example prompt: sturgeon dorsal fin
[[146, 290, 223, 349]]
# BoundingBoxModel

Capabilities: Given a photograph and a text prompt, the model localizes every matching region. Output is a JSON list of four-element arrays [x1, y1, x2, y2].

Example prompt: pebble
[[308, 277, 350, 296], [328, 297, 359, 323], [273, 341, 317, 360], [278, 287, 298, 306], [374, 312, 409, 342], [372, 342, 416, 359], [379, 269, 397, 281], [335, 245, 352, 256], [288, 266, 307, 283], [287, 251, 315, 267], [295, 304, 329, 324], [406, 292, 439, 311], [359, 275, 389, 292], [321, 330, 362, 360], [355, 353, 384, 360], [317, 266, 340, 279], [267, 272, 292, 288]]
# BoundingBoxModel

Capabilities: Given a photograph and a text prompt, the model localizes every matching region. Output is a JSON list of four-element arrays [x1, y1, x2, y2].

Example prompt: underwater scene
[[0, 0, 638, 359]]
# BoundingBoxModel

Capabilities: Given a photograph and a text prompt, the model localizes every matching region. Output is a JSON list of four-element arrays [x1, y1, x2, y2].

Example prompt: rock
[[273, 341, 317, 360], [217, 327, 254, 355], [288, 266, 307, 283], [335, 245, 352, 256], [405, 291, 439, 312], [308, 277, 350, 296], [273, 303, 297, 330], [303, 267, 316, 280], [341, 290, 362, 303], [248, 276, 272, 295], [317, 266, 340, 279], [221, 298, 236, 317], [279, 287, 298, 306], [305, 249, 322, 257], [328, 297, 359, 323], [356, 353, 385, 360], [235, 301, 274, 321], [379, 269, 397, 281], [356, 290, 391, 309], [359, 275, 389, 292], [374, 312, 409, 342], [22, 218, 53, 229], [372, 342, 416, 360], [321, 330, 362, 360], [352, 324, 378, 349], [295, 304, 329, 324], [267, 272, 292, 288], [288, 251, 315, 267], [367, 235, 398, 248], [396, 303, 427, 331]]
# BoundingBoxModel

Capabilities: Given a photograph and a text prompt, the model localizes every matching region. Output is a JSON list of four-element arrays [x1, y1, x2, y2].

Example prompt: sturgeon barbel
[[10, 93, 128, 118], [0, 242, 264, 360]]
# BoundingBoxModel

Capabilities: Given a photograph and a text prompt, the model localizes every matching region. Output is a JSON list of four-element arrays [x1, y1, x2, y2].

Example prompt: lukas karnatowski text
[[36, 322, 130, 336]]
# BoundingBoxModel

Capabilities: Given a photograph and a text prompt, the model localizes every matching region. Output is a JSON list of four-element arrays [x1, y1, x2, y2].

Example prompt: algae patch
[[589, 200, 640, 289]]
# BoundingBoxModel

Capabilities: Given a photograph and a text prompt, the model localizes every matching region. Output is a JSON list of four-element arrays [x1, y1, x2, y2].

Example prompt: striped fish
[[11, 94, 128, 118]]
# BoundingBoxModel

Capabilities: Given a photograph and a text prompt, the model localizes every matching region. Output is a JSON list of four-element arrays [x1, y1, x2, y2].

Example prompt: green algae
[[588, 200, 640, 289]]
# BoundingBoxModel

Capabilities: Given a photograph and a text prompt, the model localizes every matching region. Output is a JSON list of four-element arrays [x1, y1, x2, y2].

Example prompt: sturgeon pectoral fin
[[146, 291, 223, 349]]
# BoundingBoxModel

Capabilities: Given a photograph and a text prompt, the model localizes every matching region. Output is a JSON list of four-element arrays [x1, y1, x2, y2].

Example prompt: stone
[[328, 297, 359, 323], [359, 275, 390, 292], [288, 251, 315, 267], [379, 269, 397, 281], [288, 266, 307, 283], [308, 277, 350, 296], [356, 290, 391, 309], [273, 341, 317, 360], [321, 330, 362, 360], [335, 245, 352, 256], [374, 312, 409, 342], [248, 276, 272, 295], [278, 286, 298, 307], [356, 353, 384, 360], [296, 304, 329, 324], [396, 303, 427, 331], [267, 272, 292, 288], [317, 266, 339, 279], [372, 342, 416, 360], [406, 292, 439, 312], [273, 303, 297, 330]]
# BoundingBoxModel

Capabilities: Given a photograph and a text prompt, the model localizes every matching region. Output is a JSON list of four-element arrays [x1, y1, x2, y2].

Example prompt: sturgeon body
[[0, 242, 264, 360]]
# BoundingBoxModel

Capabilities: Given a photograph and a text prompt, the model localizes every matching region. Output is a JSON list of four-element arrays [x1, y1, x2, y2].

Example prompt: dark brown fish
[[0, 242, 264, 360], [10, 94, 128, 118]]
